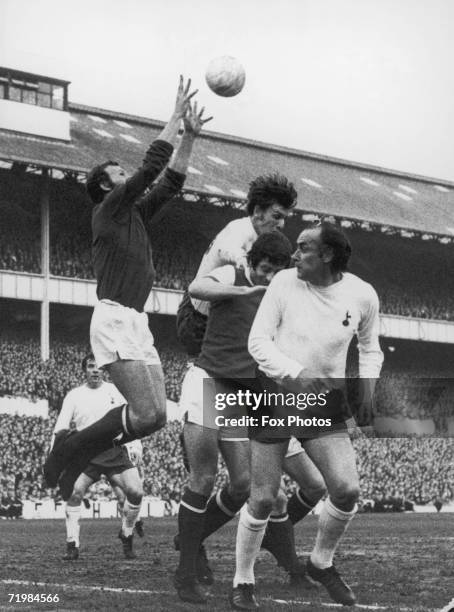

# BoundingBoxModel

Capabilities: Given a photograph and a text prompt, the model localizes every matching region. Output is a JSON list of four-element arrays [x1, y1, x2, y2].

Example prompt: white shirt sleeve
[[248, 274, 303, 381], [207, 265, 236, 285], [211, 224, 249, 267], [357, 286, 384, 378]]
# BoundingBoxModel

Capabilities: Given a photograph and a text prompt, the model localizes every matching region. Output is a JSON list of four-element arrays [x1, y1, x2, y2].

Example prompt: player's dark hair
[[247, 231, 293, 269], [81, 353, 96, 371], [86, 161, 119, 204], [246, 173, 297, 216], [317, 221, 352, 272]]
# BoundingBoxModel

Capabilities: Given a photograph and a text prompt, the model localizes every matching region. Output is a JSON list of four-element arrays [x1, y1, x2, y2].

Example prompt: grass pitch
[[0, 513, 452, 611]]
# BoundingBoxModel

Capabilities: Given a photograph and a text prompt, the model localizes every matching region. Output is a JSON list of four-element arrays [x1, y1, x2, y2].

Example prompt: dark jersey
[[196, 267, 262, 380], [92, 140, 185, 312]]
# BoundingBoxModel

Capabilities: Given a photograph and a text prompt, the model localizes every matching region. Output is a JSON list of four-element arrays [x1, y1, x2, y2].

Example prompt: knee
[[329, 482, 360, 511], [189, 472, 216, 498], [250, 486, 279, 518], [136, 408, 166, 436], [229, 475, 250, 505], [68, 489, 84, 505], [305, 480, 327, 505], [126, 490, 143, 506]]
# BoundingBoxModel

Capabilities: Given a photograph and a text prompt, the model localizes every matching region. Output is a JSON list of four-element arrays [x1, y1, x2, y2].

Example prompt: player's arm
[[248, 274, 303, 382], [138, 101, 212, 223], [168, 100, 212, 174], [355, 286, 384, 425], [114, 76, 196, 208], [189, 265, 265, 301]]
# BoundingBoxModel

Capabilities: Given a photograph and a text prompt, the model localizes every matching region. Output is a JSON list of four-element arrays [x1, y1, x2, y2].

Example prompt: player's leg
[[110, 467, 143, 560], [201, 438, 250, 543], [44, 310, 166, 489], [175, 421, 219, 603], [231, 439, 288, 610], [303, 431, 359, 606], [283, 439, 327, 523], [113, 484, 144, 537], [63, 472, 94, 560], [259, 439, 324, 581]]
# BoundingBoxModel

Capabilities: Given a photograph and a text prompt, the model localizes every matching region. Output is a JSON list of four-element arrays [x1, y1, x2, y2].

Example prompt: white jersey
[[53, 382, 125, 433], [191, 216, 257, 315], [248, 269, 383, 383]]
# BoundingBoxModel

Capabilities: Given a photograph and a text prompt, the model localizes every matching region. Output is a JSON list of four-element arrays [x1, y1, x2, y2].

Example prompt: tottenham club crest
[[342, 311, 351, 326]]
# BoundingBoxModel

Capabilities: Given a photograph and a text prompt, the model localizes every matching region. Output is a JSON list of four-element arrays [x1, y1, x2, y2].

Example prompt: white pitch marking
[[269, 598, 430, 611], [0, 579, 171, 596]]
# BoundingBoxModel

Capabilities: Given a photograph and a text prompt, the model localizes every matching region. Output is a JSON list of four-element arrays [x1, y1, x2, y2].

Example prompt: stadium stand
[[1, 169, 454, 320], [1, 329, 453, 506], [1, 411, 453, 507]]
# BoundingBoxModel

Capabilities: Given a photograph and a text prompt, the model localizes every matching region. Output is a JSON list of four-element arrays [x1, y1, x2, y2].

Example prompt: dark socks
[[201, 488, 244, 542], [287, 488, 316, 524], [262, 513, 300, 572], [177, 488, 208, 577]]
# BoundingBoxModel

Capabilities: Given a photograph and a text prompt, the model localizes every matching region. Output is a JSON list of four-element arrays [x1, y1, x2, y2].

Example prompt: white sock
[[65, 504, 81, 547], [233, 505, 269, 587], [122, 499, 141, 537], [310, 497, 357, 569]]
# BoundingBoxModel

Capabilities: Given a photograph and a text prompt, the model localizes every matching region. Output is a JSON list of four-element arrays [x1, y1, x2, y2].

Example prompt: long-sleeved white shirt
[[248, 269, 383, 383], [53, 382, 125, 433], [191, 216, 257, 315]]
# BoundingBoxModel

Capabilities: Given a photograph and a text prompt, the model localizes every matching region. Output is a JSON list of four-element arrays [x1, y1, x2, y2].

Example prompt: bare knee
[[68, 488, 84, 506], [228, 473, 250, 505], [329, 482, 360, 511], [250, 486, 279, 518], [125, 488, 143, 507], [133, 407, 166, 436], [189, 471, 216, 498], [305, 481, 327, 505]]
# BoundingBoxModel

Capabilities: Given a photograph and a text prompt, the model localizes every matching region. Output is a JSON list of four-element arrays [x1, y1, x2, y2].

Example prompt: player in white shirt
[[231, 222, 383, 609], [53, 354, 144, 561], [176, 173, 297, 356]]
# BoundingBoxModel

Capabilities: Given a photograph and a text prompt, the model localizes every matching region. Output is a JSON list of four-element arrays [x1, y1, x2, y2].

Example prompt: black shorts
[[248, 373, 349, 444], [176, 290, 208, 357], [83, 447, 134, 481]]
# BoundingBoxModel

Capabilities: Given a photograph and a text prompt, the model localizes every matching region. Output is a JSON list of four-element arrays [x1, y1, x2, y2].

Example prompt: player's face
[[104, 164, 128, 187], [84, 359, 103, 388], [292, 228, 326, 282], [254, 202, 290, 234], [250, 258, 285, 286]]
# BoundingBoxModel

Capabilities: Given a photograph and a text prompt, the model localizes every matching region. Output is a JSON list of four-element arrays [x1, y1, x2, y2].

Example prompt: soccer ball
[[205, 56, 246, 97]]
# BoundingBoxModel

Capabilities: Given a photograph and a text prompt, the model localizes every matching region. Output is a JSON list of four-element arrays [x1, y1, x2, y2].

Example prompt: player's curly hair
[[246, 173, 297, 216], [81, 353, 96, 371], [247, 231, 293, 269], [318, 221, 352, 272], [86, 161, 119, 204]]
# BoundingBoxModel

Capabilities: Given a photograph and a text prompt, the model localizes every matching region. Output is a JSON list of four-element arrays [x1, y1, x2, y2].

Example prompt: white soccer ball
[[205, 56, 246, 97]]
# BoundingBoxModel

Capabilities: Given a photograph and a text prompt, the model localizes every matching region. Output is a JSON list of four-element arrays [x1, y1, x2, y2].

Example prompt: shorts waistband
[[99, 299, 143, 311]]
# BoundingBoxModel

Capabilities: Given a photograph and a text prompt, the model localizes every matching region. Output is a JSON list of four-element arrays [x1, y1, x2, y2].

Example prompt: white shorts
[[286, 437, 305, 458], [180, 364, 249, 441], [90, 300, 161, 369]]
